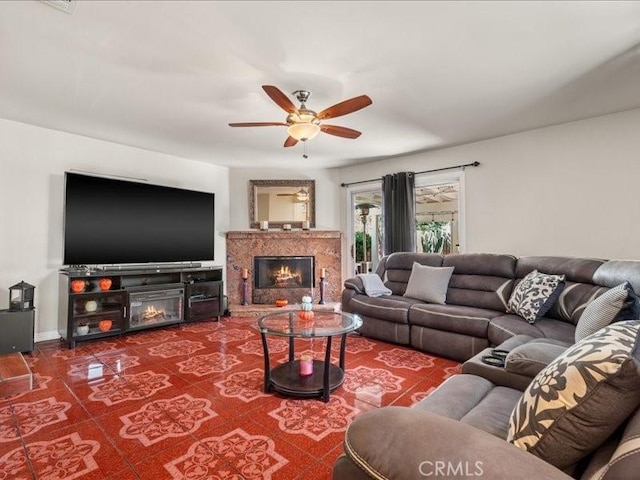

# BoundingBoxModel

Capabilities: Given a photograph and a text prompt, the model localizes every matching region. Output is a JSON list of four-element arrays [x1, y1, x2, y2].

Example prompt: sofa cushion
[[504, 342, 568, 378], [516, 257, 606, 323], [340, 407, 575, 480], [382, 252, 444, 295], [507, 320, 640, 470], [575, 282, 635, 342], [507, 270, 566, 323], [347, 294, 424, 324], [488, 314, 576, 346], [403, 262, 454, 304], [413, 374, 522, 439], [581, 405, 640, 480], [410, 304, 501, 338], [443, 253, 516, 311]]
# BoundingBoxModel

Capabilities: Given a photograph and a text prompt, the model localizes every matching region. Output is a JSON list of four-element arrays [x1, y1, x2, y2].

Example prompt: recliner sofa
[[334, 253, 640, 479], [342, 252, 640, 361]]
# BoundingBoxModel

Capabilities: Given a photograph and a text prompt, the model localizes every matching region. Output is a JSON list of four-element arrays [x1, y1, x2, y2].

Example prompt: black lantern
[[9, 281, 35, 311]]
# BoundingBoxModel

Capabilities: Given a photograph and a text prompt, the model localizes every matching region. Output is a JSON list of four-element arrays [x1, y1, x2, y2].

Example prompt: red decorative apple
[[70, 279, 87, 293], [98, 278, 112, 291], [98, 319, 113, 332]]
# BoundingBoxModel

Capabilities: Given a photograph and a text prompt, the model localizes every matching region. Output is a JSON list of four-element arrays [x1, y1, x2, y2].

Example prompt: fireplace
[[226, 230, 342, 308], [128, 286, 184, 330], [253, 256, 314, 304]]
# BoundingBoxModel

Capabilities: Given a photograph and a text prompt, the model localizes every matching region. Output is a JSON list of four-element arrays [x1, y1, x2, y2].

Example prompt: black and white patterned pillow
[[508, 321, 640, 469], [574, 282, 635, 342], [507, 270, 565, 323]]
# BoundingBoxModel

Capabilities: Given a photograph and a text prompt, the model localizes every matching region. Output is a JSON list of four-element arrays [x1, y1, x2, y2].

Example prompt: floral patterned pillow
[[507, 270, 565, 323], [507, 321, 640, 470]]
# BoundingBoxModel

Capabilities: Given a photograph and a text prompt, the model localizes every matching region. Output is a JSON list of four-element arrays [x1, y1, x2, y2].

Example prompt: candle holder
[[319, 276, 327, 304], [299, 353, 313, 377], [241, 278, 249, 306]]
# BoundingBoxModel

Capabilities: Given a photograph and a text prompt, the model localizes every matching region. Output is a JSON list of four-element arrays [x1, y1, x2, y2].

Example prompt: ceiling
[[2, 1, 640, 170]]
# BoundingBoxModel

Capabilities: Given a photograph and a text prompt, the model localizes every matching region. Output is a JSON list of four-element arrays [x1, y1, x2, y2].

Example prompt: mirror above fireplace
[[249, 179, 316, 229]]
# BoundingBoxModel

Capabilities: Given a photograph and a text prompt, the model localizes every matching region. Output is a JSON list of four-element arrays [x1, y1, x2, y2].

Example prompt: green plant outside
[[418, 221, 452, 254], [355, 231, 372, 262]]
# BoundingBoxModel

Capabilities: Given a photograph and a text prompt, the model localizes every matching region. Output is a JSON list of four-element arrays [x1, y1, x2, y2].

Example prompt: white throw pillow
[[574, 282, 632, 342], [403, 262, 454, 304]]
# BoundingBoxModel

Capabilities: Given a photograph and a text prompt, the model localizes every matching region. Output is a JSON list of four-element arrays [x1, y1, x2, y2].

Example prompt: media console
[[58, 265, 223, 349]]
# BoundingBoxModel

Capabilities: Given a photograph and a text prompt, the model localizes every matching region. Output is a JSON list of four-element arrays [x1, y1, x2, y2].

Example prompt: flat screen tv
[[63, 172, 215, 266]]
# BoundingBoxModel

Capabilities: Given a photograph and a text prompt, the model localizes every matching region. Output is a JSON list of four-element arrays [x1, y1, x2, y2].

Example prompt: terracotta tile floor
[[0, 317, 461, 479]]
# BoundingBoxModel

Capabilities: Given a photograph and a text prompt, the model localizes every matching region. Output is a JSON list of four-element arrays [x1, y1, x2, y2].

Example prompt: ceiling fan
[[229, 85, 373, 147], [277, 188, 309, 202]]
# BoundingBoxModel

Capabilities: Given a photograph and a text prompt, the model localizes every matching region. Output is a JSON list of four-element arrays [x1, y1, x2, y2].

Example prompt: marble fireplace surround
[[226, 230, 342, 307]]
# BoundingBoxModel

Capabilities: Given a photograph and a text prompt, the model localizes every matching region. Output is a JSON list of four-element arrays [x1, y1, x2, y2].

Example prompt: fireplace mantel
[[226, 230, 342, 307], [226, 231, 341, 241]]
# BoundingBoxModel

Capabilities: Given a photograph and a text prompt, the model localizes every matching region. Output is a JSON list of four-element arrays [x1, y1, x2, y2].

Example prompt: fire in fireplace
[[254, 256, 314, 290], [128, 287, 184, 330]]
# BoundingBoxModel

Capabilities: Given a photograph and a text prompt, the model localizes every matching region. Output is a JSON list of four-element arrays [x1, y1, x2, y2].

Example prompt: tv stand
[[58, 265, 223, 348], [97, 262, 202, 272]]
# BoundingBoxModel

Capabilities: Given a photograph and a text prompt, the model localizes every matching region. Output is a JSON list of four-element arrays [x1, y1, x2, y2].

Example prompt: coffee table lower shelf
[[267, 360, 344, 402]]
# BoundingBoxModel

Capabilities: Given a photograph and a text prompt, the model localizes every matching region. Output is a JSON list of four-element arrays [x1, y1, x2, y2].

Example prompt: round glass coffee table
[[258, 310, 362, 402]]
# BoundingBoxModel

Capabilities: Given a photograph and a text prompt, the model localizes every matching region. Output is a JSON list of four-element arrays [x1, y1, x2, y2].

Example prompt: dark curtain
[[382, 172, 416, 255]]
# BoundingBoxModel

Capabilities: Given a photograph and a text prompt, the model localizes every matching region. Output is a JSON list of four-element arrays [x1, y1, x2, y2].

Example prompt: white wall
[[228, 167, 342, 231], [0, 119, 229, 340], [338, 108, 640, 261]]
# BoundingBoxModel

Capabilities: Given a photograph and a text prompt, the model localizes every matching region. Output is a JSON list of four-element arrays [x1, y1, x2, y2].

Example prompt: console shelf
[[58, 266, 223, 348]]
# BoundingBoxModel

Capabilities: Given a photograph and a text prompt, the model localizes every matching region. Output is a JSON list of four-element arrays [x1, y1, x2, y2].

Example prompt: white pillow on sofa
[[403, 262, 454, 305], [574, 282, 635, 342]]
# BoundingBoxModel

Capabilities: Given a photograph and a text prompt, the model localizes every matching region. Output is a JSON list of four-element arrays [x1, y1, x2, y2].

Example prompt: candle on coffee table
[[299, 354, 313, 376]]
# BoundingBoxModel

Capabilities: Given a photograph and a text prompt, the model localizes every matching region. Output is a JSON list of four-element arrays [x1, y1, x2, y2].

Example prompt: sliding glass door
[[346, 170, 465, 275]]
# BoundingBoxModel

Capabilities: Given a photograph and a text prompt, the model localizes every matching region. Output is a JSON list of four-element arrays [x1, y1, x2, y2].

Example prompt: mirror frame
[[249, 179, 316, 229]]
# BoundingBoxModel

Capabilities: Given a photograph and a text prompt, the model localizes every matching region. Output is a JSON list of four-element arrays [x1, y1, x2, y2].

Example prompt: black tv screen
[[63, 172, 215, 265]]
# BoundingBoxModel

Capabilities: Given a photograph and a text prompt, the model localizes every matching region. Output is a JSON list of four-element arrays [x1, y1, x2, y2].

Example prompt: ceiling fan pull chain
[[303, 141, 308, 159]]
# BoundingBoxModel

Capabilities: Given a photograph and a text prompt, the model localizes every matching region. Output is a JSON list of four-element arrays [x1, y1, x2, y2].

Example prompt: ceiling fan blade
[[317, 95, 372, 120], [284, 136, 298, 148], [263, 85, 298, 114], [320, 124, 362, 139], [228, 122, 287, 127]]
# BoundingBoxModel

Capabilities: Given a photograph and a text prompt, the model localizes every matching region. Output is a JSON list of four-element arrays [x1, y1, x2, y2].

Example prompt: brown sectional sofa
[[333, 373, 640, 480], [335, 252, 640, 479], [342, 252, 639, 361]]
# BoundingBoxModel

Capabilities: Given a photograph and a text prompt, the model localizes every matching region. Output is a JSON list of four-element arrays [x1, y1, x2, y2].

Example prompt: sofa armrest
[[505, 342, 568, 378], [335, 407, 573, 480], [344, 276, 365, 294]]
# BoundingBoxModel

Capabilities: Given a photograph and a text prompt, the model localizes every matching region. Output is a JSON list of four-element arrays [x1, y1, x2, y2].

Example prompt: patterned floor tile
[[132, 435, 242, 479], [13, 317, 461, 479], [0, 442, 30, 479], [19, 419, 130, 480], [98, 400, 192, 465], [10, 392, 92, 441], [293, 459, 335, 480]]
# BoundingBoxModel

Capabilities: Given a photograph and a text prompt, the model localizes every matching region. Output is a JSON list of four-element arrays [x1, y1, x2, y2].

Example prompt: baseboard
[[35, 330, 61, 343]]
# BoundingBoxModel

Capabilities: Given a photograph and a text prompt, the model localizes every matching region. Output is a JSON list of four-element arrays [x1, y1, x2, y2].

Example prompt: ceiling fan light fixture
[[287, 122, 320, 141], [296, 189, 309, 201]]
